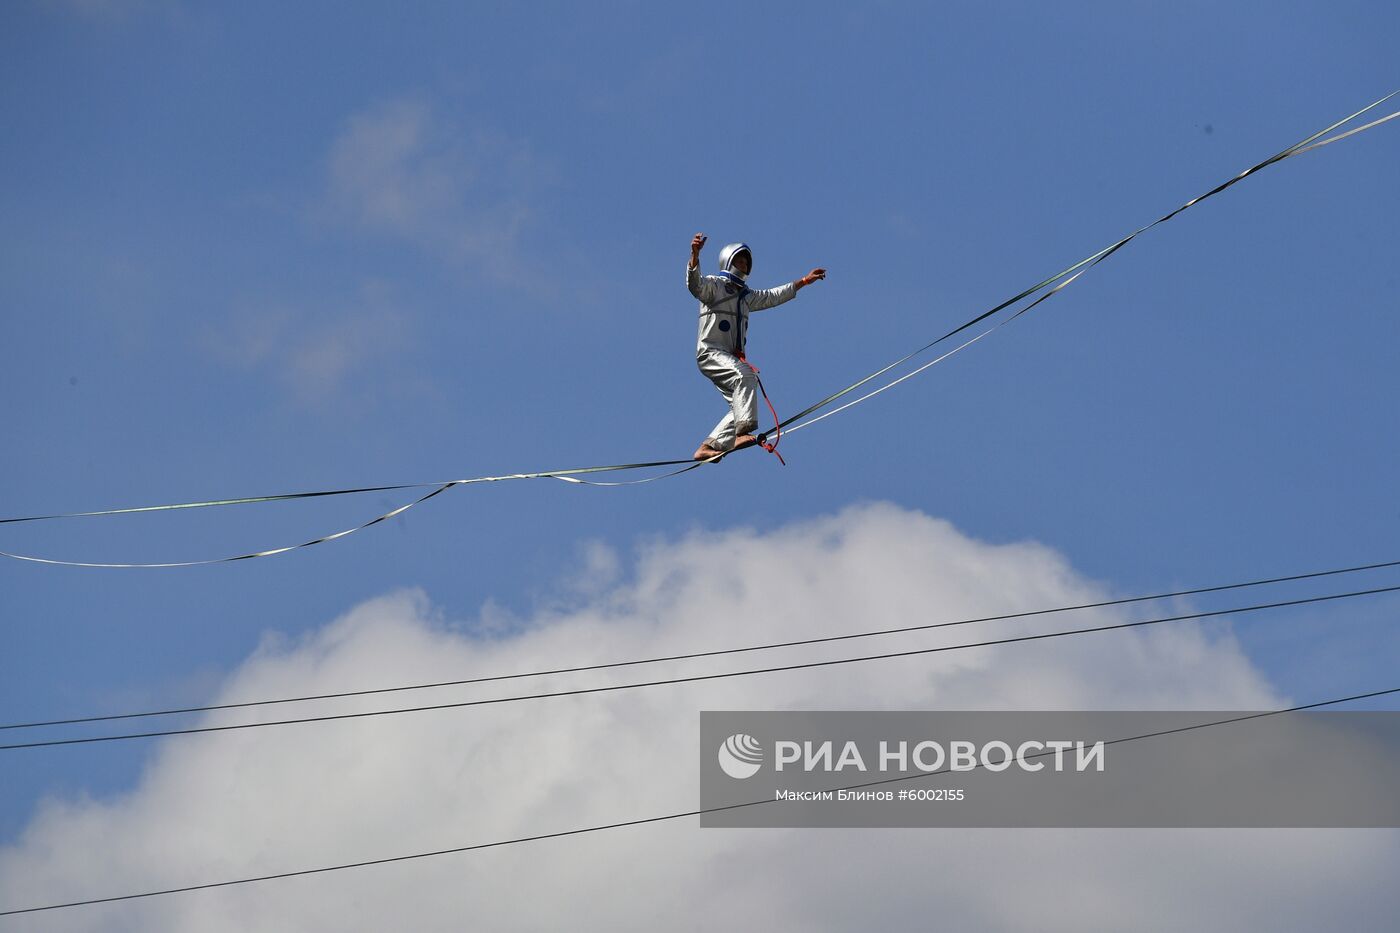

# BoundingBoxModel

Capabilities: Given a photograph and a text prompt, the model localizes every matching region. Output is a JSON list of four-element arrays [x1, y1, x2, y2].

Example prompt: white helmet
[[717, 242, 752, 278]]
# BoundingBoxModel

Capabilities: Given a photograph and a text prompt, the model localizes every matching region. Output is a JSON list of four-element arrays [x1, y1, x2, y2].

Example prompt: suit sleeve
[[745, 282, 798, 312], [687, 265, 721, 304]]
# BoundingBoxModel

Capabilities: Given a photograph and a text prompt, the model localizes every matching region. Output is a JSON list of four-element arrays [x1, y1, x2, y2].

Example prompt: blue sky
[[2, 1, 1398, 921]]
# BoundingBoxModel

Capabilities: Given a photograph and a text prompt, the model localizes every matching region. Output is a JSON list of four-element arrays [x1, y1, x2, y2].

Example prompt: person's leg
[[695, 351, 760, 459], [703, 407, 736, 452], [729, 360, 759, 440]]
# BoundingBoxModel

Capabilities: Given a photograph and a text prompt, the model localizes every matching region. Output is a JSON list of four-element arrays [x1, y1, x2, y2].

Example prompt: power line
[[4, 684, 1395, 917], [5, 582, 1397, 752], [6, 554, 1400, 734]]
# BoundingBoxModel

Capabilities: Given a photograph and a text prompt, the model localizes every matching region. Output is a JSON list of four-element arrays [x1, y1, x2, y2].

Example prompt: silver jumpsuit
[[688, 245, 797, 451]]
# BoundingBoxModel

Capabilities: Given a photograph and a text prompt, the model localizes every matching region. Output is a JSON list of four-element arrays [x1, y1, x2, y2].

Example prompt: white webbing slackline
[[3, 91, 1396, 567]]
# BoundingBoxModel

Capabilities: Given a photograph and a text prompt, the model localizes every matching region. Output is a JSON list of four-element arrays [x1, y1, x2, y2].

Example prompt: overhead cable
[[5, 581, 1397, 752], [4, 685, 1396, 917], [5, 554, 1399, 733]]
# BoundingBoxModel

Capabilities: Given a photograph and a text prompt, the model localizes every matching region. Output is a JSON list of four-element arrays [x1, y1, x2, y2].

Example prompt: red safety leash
[[737, 351, 786, 466]]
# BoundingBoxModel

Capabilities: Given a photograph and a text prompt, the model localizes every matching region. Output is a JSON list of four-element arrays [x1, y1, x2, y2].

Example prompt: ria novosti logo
[[717, 733, 764, 779]]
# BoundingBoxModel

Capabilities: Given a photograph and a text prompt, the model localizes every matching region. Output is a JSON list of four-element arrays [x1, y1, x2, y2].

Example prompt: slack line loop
[[2, 91, 1396, 567], [737, 351, 786, 465]]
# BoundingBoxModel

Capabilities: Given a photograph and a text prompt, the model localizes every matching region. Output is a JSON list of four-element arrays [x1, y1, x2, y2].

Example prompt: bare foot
[[732, 434, 758, 450], [693, 444, 724, 461]]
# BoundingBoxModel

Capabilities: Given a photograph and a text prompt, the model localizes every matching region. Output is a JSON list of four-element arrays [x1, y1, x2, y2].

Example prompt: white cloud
[[320, 97, 553, 284], [2, 503, 1395, 930]]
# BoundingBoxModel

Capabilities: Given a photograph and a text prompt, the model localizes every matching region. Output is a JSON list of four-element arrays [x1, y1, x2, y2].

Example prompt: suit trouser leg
[[698, 350, 759, 452]]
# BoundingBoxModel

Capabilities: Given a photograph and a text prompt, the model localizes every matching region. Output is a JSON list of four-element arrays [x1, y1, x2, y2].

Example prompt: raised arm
[[689, 232, 706, 272], [686, 231, 718, 302]]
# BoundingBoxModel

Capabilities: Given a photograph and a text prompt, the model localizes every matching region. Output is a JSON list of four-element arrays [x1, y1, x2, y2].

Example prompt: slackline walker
[[687, 235, 825, 462], [1, 92, 1396, 568]]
